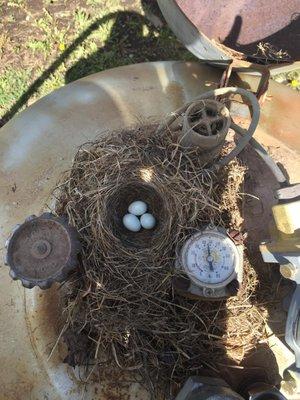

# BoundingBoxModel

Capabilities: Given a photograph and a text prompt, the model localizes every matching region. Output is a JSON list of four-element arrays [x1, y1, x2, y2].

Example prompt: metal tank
[[0, 60, 300, 399], [157, 0, 300, 62]]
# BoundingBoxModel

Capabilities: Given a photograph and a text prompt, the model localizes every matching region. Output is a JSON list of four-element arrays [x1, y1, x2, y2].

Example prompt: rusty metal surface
[[158, 0, 300, 61], [0, 61, 223, 400], [184, 99, 230, 137], [0, 61, 299, 399], [231, 71, 300, 185], [276, 184, 300, 201], [180, 99, 230, 160], [5, 213, 81, 289], [157, 0, 230, 62]]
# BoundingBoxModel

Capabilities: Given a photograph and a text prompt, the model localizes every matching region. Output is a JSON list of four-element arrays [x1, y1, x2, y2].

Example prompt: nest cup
[[105, 181, 168, 248]]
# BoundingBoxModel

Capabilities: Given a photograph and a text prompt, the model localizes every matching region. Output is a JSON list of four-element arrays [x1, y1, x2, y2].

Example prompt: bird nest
[[105, 181, 168, 248], [54, 124, 274, 398]]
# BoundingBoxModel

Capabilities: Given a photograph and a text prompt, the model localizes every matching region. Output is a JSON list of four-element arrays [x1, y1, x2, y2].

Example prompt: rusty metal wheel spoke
[[201, 108, 208, 119], [211, 116, 224, 124], [205, 122, 213, 136]]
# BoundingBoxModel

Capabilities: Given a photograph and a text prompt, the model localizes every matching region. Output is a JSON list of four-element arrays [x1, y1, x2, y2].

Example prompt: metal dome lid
[[157, 0, 299, 63], [4, 213, 81, 289]]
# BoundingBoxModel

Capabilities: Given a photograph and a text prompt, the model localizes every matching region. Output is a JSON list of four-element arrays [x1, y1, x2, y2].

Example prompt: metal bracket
[[276, 184, 300, 201]]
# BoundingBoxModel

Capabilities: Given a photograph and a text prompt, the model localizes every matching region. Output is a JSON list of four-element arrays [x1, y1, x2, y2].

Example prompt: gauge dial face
[[181, 230, 238, 287]]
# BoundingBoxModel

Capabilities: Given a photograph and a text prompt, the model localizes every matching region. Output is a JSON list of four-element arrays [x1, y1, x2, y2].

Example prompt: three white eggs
[[123, 201, 156, 232]]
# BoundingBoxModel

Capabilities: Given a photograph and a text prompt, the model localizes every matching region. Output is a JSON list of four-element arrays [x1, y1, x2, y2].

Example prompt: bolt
[[30, 240, 51, 259]]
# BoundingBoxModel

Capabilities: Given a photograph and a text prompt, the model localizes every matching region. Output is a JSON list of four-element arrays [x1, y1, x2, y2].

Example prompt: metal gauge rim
[[180, 228, 239, 289]]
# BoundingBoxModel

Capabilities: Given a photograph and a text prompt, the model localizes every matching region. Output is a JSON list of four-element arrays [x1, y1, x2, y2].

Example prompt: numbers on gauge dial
[[184, 233, 236, 284]]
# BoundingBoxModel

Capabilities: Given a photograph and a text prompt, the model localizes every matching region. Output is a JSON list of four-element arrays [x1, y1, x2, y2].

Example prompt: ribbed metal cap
[[181, 99, 230, 149], [5, 213, 81, 289]]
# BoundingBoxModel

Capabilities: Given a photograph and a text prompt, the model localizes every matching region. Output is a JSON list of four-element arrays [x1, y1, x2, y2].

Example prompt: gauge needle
[[207, 244, 214, 271]]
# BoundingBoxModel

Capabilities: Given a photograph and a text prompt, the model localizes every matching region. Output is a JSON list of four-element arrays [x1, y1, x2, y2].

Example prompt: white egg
[[140, 213, 156, 230], [123, 214, 141, 232], [128, 200, 147, 216]]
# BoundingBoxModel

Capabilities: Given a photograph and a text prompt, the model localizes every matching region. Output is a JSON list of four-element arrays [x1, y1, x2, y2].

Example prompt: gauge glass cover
[[181, 230, 238, 287]]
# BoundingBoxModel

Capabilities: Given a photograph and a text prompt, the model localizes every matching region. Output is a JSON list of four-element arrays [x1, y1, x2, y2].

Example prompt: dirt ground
[[0, 0, 194, 125], [1, 0, 299, 128]]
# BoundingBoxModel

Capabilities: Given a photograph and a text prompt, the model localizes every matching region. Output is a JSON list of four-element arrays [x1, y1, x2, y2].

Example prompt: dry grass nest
[[55, 124, 275, 397]]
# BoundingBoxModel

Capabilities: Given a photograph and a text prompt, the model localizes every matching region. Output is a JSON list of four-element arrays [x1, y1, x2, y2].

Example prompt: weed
[[5, 14, 16, 23], [27, 39, 51, 55], [0, 0, 190, 120], [36, 65, 66, 97], [33, 8, 68, 49], [74, 8, 91, 31], [86, 0, 103, 5], [89, 18, 115, 44], [273, 70, 300, 91], [88, 41, 98, 52], [0, 68, 31, 114], [0, 33, 10, 55], [35, 11, 54, 35], [7, 0, 25, 6]]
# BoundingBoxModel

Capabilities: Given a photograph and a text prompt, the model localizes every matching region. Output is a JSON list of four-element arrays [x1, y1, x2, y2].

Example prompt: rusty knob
[[5, 213, 81, 289], [180, 99, 230, 154]]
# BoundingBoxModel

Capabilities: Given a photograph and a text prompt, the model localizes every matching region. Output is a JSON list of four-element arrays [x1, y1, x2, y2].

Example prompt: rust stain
[[260, 92, 300, 151], [0, 366, 34, 400], [26, 285, 150, 399], [165, 81, 186, 109], [1, 61, 299, 399], [175, 0, 300, 58]]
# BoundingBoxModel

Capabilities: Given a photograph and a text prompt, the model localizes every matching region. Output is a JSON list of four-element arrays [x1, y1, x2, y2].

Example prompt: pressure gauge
[[175, 226, 243, 299]]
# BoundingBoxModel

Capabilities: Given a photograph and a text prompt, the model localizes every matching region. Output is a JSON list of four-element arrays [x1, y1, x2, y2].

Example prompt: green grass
[[0, 68, 31, 112], [7, 0, 25, 6], [0, 0, 193, 121], [74, 8, 91, 31], [273, 70, 300, 91], [27, 39, 51, 55], [86, 0, 103, 5], [34, 9, 67, 44], [2, 0, 298, 124], [37, 65, 66, 97], [89, 17, 115, 44]]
